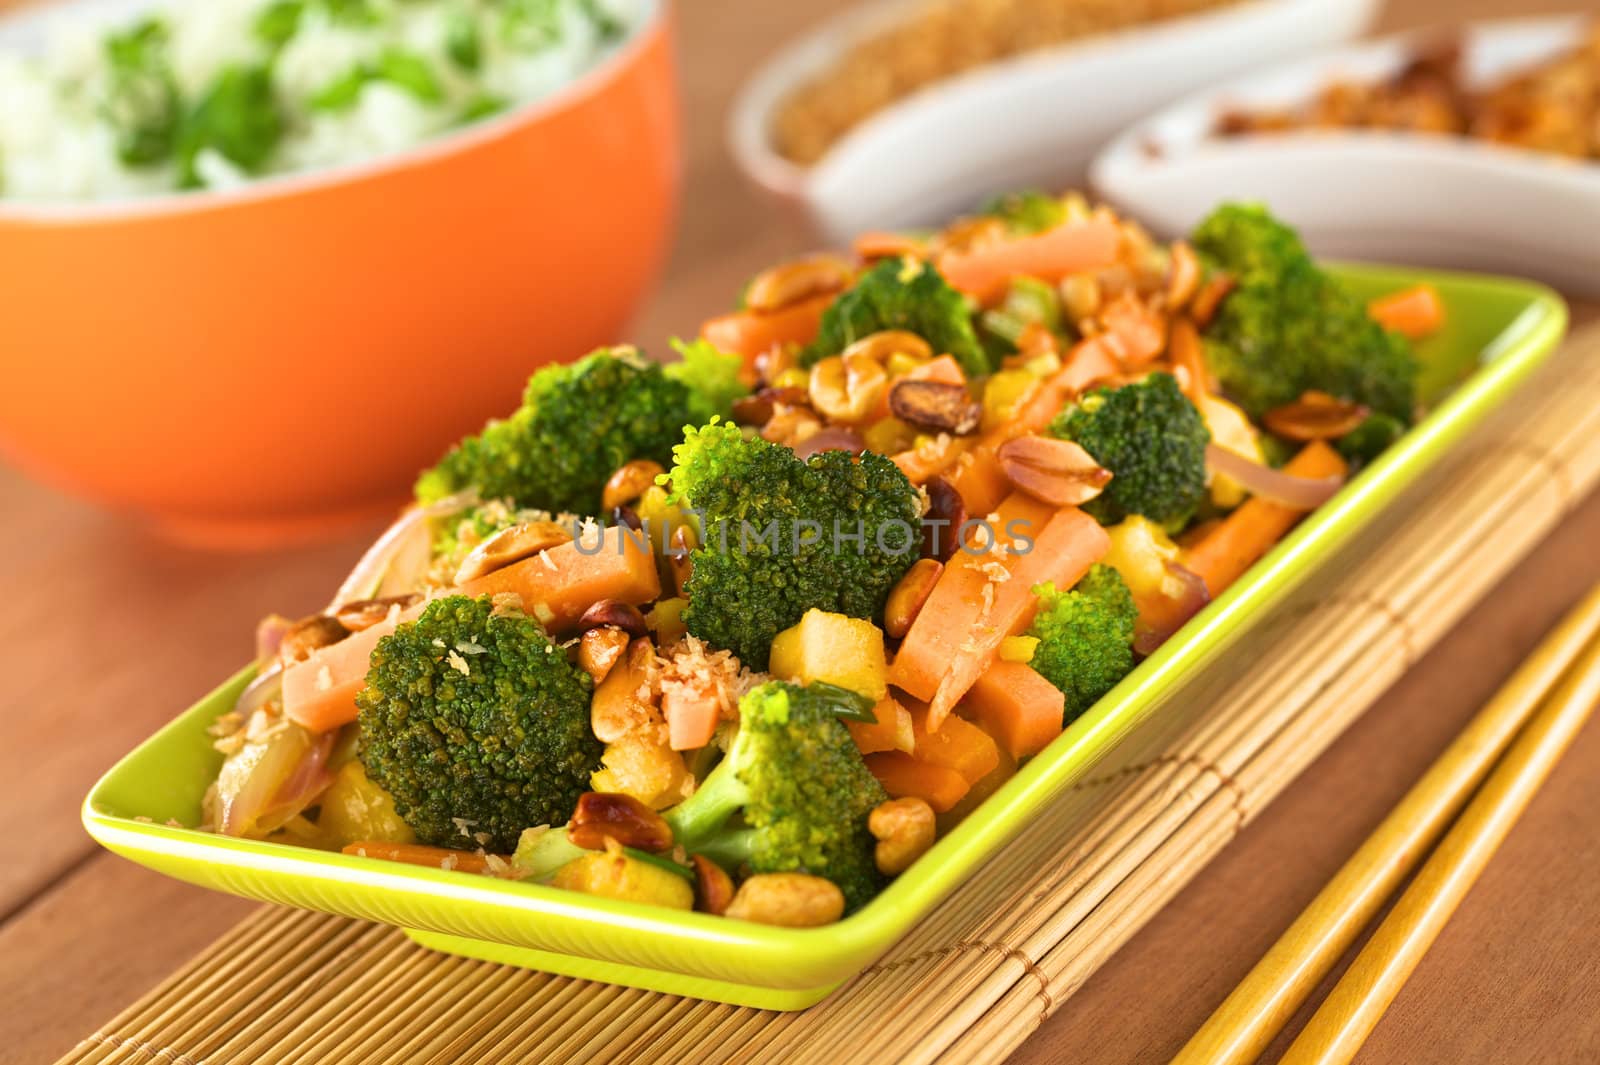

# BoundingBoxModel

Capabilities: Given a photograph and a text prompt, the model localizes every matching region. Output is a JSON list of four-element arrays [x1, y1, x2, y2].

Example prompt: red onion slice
[[218, 724, 324, 837], [255, 730, 338, 835], [1206, 443, 1344, 510], [234, 664, 284, 717], [329, 490, 476, 611], [255, 615, 292, 668]]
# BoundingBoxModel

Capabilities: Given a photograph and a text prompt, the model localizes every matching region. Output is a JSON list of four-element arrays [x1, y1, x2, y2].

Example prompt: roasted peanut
[[1262, 391, 1371, 441], [868, 797, 937, 875], [334, 594, 422, 633], [278, 614, 350, 666], [667, 526, 696, 597], [744, 256, 852, 313], [808, 350, 889, 424], [578, 626, 631, 683], [840, 329, 933, 366], [885, 558, 944, 639], [1166, 240, 1201, 310], [602, 459, 666, 513], [569, 792, 675, 853], [921, 476, 967, 562], [578, 599, 649, 638], [760, 403, 824, 448], [691, 854, 736, 916], [590, 637, 660, 744], [997, 435, 1112, 507], [453, 520, 574, 584], [723, 873, 845, 927], [753, 343, 799, 386], [889, 380, 981, 435], [1059, 272, 1102, 323]]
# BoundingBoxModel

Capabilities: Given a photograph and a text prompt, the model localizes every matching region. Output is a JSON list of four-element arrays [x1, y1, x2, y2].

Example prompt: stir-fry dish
[[1218, 26, 1600, 160], [205, 193, 1445, 926]]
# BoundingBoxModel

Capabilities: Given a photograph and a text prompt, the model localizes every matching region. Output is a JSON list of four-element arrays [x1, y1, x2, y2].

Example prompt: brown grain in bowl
[[771, 0, 1245, 166]]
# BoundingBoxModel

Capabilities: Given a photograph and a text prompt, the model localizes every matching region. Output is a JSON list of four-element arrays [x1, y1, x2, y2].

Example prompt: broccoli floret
[[1192, 204, 1417, 422], [663, 681, 888, 912], [1026, 566, 1138, 723], [669, 421, 921, 669], [980, 189, 1066, 235], [1049, 373, 1210, 531], [415, 346, 717, 517], [357, 595, 602, 852], [666, 337, 751, 424], [1335, 411, 1407, 470], [802, 257, 989, 376]]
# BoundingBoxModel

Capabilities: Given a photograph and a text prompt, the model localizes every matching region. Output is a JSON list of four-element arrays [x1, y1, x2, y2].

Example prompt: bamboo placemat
[[59, 324, 1600, 1065]]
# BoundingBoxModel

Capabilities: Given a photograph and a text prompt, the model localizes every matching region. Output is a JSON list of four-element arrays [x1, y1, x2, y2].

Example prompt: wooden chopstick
[[1174, 581, 1600, 1065], [1278, 599, 1600, 1065]]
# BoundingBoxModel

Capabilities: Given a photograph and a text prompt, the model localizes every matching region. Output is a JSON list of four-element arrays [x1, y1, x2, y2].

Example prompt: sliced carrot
[[699, 292, 833, 368], [1368, 283, 1445, 340], [1013, 333, 1123, 432], [937, 218, 1121, 306], [847, 695, 914, 756], [864, 751, 970, 813], [457, 526, 662, 633], [874, 353, 966, 420], [925, 504, 1107, 728], [943, 446, 1012, 518], [1183, 441, 1349, 598], [908, 704, 1000, 784], [966, 661, 1066, 760], [1097, 290, 1167, 367], [889, 493, 1109, 730], [936, 743, 1019, 824], [342, 841, 497, 874], [283, 604, 421, 732]]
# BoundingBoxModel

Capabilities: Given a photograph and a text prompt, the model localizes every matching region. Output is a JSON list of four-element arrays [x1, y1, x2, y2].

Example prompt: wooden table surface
[[2, 0, 1597, 1062]]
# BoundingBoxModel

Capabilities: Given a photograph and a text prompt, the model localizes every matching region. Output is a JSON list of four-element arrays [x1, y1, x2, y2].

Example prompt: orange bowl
[[0, 2, 680, 548]]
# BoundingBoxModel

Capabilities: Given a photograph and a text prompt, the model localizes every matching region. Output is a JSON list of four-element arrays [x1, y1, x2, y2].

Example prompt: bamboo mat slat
[[57, 324, 1600, 1065]]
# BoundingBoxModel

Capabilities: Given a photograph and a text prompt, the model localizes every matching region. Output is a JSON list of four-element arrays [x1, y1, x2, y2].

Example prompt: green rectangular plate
[[84, 265, 1567, 1010]]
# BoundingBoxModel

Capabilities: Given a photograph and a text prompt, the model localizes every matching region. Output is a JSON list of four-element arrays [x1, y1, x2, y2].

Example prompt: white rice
[[0, 0, 643, 203]]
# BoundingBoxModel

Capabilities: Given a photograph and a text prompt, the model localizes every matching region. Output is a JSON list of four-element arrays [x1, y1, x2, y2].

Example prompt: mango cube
[[767, 608, 889, 702]]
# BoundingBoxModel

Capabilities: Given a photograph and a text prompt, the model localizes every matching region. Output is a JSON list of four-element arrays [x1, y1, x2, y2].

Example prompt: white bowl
[[729, 0, 1379, 244], [1091, 16, 1600, 294]]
